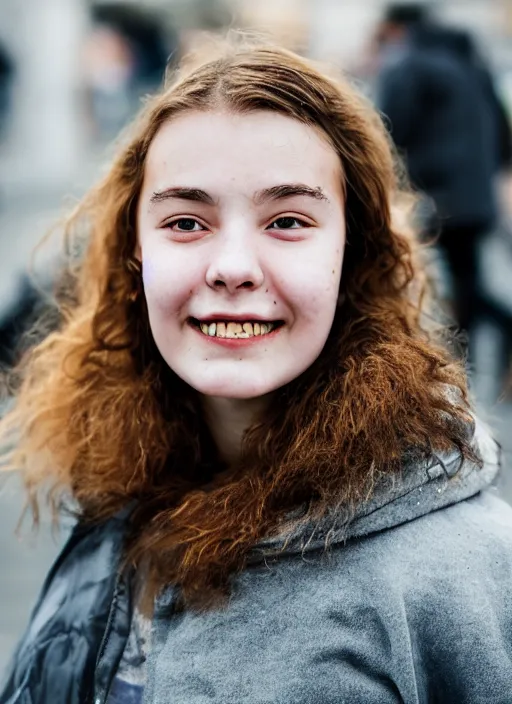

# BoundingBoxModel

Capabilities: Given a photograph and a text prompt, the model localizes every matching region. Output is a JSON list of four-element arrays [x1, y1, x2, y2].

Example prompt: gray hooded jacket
[[2, 419, 511, 703]]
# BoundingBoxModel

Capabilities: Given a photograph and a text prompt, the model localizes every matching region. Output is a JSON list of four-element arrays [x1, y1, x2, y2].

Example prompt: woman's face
[[137, 109, 346, 399]]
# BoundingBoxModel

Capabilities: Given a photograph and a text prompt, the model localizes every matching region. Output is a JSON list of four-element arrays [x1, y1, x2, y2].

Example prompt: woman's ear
[[133, 243, 142, 262]]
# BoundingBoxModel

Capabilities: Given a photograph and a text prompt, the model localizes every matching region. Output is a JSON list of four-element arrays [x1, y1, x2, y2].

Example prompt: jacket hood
[[411, 23, 476, 62], [251, 417, 500, 560]]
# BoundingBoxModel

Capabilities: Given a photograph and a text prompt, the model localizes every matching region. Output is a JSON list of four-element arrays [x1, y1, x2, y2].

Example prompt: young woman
[[1, 39, 510, 704]]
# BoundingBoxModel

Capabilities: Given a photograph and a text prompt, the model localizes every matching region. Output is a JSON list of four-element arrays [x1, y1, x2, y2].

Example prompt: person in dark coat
[[438, 26, 512, 173], [375, 4, 508, 355]]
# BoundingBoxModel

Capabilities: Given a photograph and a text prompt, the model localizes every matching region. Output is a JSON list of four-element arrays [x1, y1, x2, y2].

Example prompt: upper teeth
[[199, 321, 276, 338]]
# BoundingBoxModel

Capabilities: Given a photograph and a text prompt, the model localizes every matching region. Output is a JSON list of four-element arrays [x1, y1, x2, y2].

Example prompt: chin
[[198, 383, 275, 400], [188, 374, 280, 400]]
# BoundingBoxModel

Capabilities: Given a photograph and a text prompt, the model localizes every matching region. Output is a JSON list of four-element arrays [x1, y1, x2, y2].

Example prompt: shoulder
[[345, 491, 512, 696], [385, 489, 512, 559], [1, 512, 129, 703], [308, 489, 512, 644], [314, 493, 512, 699], [347, 490, 512, 591], [393, 491, 512, 696], [40, 510, 129, 598]]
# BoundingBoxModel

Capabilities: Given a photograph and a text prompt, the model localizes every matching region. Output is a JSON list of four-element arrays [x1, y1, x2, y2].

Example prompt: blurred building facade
[[0, 0, 89, 188]]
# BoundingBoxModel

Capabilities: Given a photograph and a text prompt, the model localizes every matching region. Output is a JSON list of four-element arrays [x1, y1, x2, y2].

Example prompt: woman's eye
[[166, 218, 204, 232], [268, 217, 307, 230]]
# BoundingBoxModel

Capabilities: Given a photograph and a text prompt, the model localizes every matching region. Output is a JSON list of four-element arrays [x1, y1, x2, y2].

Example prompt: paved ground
[[1, 168, 512, 677]]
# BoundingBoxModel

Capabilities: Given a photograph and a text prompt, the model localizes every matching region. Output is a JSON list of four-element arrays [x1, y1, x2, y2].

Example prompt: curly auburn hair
[[2, 37, 476, 607]]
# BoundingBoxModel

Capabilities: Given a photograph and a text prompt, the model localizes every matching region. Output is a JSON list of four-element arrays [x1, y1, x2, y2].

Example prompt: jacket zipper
[[90, 572, 123, 704]]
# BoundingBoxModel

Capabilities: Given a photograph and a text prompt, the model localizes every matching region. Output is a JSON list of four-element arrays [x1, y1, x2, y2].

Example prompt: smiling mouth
[[189, 318, 284, 339]]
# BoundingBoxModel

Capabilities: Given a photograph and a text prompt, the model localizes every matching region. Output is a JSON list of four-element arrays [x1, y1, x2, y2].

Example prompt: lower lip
[[189, 322, 283, 348]]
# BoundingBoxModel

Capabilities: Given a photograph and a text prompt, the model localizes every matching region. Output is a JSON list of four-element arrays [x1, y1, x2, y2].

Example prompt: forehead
[[142, 109, 343, 197]]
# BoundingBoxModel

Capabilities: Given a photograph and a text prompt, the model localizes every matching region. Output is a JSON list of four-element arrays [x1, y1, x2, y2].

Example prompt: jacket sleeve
[[0, 517, 128, 704]]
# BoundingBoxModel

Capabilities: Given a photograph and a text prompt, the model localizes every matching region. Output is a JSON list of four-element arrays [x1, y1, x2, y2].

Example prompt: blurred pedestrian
[[1, 37, 512, 704], [84, 4, 180, 140], [83, 24, 136, 139], [92, 3, 179, 93], [374, 3, 509, 359]]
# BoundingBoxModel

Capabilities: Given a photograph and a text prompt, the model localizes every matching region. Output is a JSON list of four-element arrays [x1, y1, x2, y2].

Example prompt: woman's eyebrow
[[254, 183, 329, 205], [149, 187, 216, 207], [148, 183, 329, 209]]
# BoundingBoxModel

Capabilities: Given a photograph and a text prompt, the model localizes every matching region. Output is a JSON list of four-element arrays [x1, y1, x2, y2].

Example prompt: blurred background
[[2, 0, 512, 674]]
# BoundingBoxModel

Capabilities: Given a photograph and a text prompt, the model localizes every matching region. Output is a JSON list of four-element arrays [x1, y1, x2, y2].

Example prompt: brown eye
[[269, 217, 306, 230], [169, 218, 203, 231]]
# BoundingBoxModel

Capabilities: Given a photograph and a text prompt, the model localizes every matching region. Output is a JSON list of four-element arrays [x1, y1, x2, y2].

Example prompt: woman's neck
[[201, 395, 271, 466]]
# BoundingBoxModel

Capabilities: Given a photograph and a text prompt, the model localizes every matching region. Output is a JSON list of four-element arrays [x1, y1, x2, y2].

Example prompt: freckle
[[332, 270, 335, 274], [273, 301, 277, 305], [265, 289, 268, 293]]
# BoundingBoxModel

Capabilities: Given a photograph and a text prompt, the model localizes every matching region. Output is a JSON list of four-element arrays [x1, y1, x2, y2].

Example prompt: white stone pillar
[[9, 0, 89, 187], [307, 0, 384, 66]]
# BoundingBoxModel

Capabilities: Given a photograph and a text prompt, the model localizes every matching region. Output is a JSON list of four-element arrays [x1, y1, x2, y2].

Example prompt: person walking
[[375, 4, 506, 358]]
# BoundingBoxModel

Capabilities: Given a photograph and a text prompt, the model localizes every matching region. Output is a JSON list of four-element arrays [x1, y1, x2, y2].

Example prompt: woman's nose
[[205, 238, 265, 294]]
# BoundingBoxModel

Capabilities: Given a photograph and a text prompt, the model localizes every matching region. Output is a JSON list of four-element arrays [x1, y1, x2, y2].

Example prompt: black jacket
[[0, 514, 131, 704], [377, 24, 499, 229]]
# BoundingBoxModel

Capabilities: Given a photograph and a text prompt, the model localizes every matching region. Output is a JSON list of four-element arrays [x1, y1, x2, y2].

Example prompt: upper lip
[[190, 313, 282, 322]]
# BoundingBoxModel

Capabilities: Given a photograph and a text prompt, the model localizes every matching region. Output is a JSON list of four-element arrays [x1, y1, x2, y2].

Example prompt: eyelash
[[164, 218, 205, 233], [267, 216, 311, 230], [163, 215, 311, 233]]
